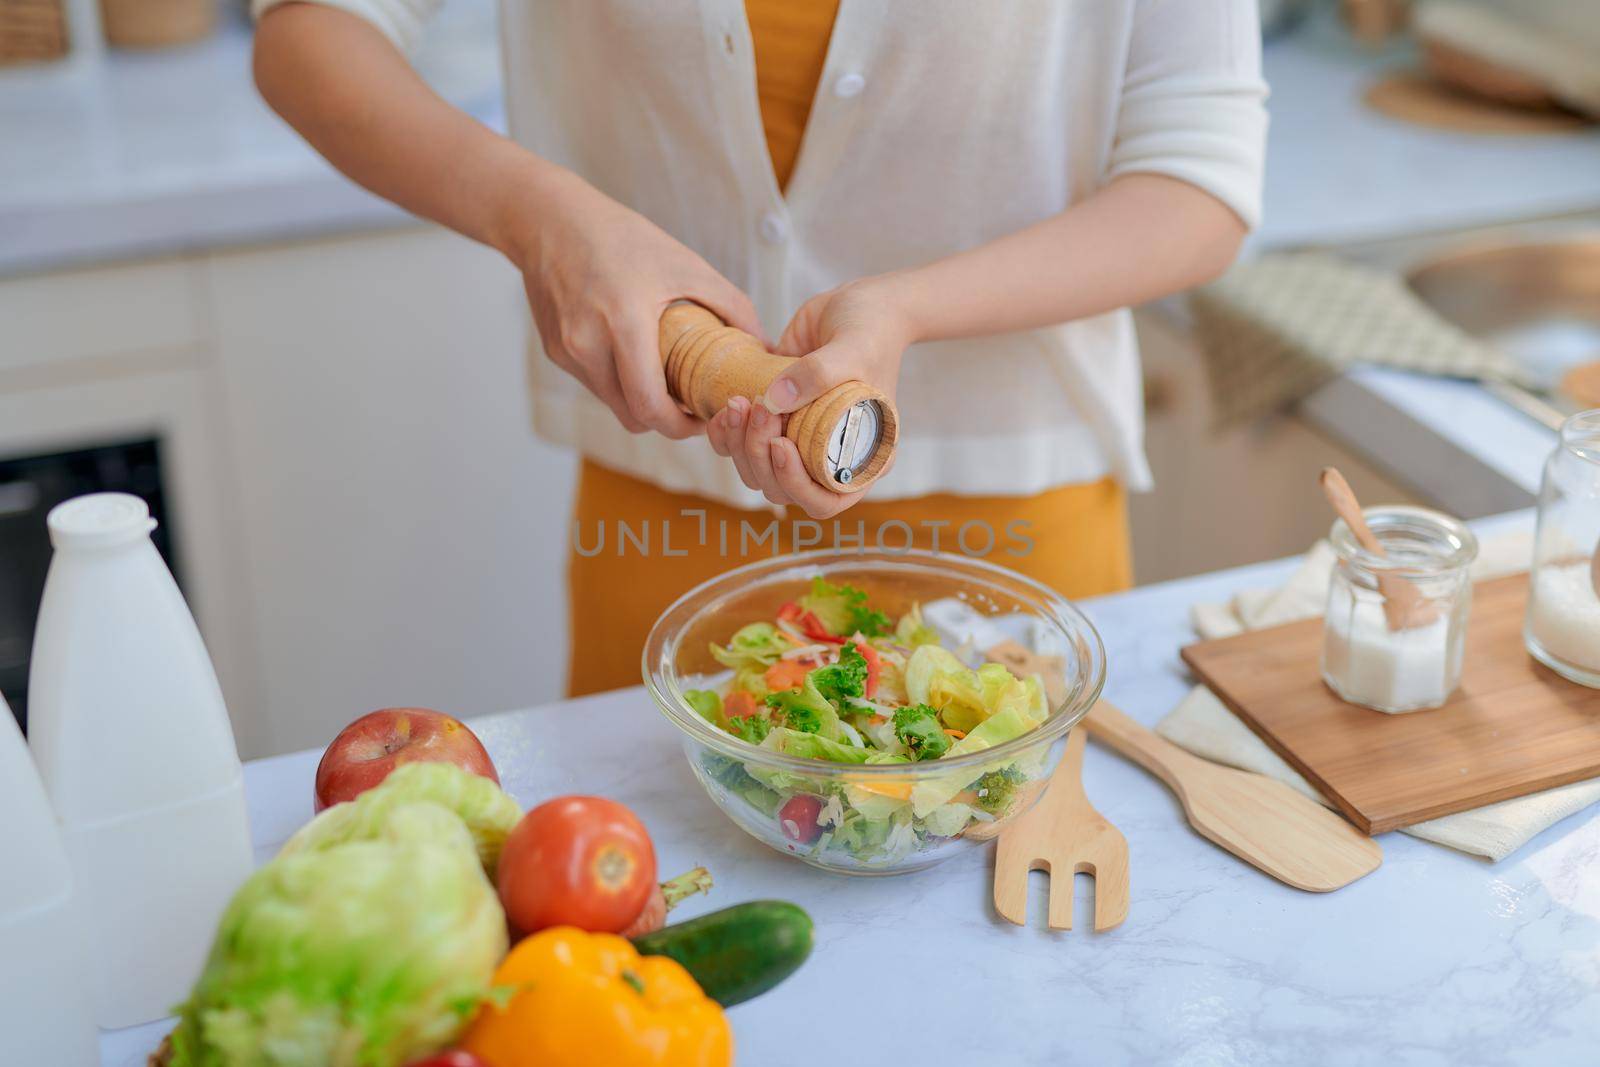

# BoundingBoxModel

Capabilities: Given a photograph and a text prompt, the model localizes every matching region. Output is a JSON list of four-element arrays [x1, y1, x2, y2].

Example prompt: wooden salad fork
[[993, 727, 1129, 931]]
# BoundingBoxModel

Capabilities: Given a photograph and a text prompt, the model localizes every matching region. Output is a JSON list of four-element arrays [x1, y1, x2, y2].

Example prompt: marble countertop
[[1255, 17, 1600, 249], [97, 509, 1600, 1067], [0, 2, 504, 276]]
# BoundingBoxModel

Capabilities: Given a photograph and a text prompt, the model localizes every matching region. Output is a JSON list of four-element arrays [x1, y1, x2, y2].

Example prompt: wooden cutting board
[[1181, 573, 1600, 835]]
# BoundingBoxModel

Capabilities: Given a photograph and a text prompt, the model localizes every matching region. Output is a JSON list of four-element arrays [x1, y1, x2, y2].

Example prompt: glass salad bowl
[[643, 549, 1106, 876]]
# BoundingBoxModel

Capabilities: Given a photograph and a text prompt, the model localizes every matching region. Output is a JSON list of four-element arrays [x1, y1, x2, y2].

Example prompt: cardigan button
[[832, 72, 865, 98], [759, 213, 788, 244]]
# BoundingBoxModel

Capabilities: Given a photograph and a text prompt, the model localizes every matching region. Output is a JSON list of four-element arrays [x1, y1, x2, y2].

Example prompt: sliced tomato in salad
[[777, 601, 844, 644], [851, 639, 881, 698]]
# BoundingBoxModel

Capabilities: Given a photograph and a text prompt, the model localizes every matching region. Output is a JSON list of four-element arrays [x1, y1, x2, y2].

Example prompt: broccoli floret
[[973, 765, 1026, 815], [731, 714, 772, 745], [811, 644, 868, 706], [763, 678, 841, 738], [849, 605, 891, 639], [769, 699, 821, 733], [892, 703, 952, 761]]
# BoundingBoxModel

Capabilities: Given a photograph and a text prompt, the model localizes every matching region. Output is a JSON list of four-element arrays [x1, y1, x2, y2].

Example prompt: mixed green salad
[[684, 578, 1054, 867]]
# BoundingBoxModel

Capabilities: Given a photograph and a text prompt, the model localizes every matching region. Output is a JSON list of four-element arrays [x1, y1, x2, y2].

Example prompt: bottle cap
[[47, 493, 158, 550]]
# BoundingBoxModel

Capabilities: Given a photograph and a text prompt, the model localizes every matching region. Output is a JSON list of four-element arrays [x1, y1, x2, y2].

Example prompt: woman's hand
[[707, 277, 915, 518], [505, 170, 765, 438]]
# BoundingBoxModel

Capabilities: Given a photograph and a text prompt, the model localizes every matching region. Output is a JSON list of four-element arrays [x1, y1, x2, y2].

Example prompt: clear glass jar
[[1525, 410, 1600, 688], [1322, 506, 1478, 714]]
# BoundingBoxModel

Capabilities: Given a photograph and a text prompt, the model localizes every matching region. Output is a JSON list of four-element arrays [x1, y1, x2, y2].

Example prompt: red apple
[[314, 708, 499, 812]]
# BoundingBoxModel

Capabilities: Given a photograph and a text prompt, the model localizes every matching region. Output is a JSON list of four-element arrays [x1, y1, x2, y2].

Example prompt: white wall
[[203, 227, 575, 757]]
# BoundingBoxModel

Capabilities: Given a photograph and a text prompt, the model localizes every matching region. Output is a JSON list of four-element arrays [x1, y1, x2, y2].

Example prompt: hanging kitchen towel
[[1189, 252, 1525, 426], [1157, 528, 1600, 861]]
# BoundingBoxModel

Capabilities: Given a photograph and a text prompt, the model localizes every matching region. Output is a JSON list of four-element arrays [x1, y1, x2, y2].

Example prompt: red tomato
[[852, 641, 881, 698], [778, 795, 824, 845], [497, 796, 657, 935], [723, 690, 761, 720]]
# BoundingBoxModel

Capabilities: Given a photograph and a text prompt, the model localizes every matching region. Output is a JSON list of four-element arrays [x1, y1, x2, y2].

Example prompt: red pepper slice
[[777, 602, 845, 644], [852, 640, 882, 699]]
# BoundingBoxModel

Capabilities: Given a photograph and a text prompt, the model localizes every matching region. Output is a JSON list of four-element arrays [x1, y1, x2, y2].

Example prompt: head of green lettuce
[[167, 763, 520, 1067]]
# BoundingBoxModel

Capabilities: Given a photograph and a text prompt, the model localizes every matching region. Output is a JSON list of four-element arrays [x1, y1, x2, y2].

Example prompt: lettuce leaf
[[760, 726, 870, 764], [908, 706, 1038, 817], [684, 689, 726, 730], [279, 762, 520, 877], [903, 645, 1047, 735], [799, 577, 890, 638], [732, 664, 771, 699], [920, 801, 977, 838], [894, 604, 941, 649], [711, 622, 789, 669], [764, 678, 843, 741]]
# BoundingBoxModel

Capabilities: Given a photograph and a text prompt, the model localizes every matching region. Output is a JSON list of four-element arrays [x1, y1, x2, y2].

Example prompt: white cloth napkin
[[1159, 530, 1600, 861]]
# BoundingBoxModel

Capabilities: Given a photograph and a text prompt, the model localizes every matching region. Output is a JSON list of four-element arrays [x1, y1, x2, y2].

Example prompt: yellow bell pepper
[[460, 927, 733, 1067]]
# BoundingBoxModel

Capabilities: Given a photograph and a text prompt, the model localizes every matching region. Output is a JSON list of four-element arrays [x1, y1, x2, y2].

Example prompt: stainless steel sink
[[1330, 208, 1600, 428]]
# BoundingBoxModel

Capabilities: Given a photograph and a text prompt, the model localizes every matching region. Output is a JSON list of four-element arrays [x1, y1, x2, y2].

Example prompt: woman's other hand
[[706, 277, 913, 518], [505, 170, 765, 438]]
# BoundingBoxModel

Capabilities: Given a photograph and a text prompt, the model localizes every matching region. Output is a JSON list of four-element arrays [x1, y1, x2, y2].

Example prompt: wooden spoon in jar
[[1591, 538, 1600, 601], [1318, 467, 1436, 631]]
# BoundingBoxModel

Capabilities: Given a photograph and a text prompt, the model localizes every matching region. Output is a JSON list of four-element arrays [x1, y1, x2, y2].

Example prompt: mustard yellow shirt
[[746, 0, 840, 191]]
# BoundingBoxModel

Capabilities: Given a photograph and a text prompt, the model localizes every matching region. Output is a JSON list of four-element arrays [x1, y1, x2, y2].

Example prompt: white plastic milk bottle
[[27, 493, 253, 1028], [0, 692, 98, 1064]]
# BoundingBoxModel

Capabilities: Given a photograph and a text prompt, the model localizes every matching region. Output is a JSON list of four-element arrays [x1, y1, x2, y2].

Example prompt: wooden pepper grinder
[[658, 303, 899, 493]]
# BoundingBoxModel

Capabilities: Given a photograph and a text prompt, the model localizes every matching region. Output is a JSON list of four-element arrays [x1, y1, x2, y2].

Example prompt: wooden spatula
[[994, 728, 1129, 930], [1319, 467, 1435, 631], [1084, 701, 1382, 892]]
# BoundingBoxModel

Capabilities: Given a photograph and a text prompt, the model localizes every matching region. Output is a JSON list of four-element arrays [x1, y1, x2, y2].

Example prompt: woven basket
[[0, 0, 70, 64], [100, 0, 213, 48]]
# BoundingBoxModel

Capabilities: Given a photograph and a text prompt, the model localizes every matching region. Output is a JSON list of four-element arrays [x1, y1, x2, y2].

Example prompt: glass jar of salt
[[1322, 507, 1478, 713], [1525, 410, 1600, 687]]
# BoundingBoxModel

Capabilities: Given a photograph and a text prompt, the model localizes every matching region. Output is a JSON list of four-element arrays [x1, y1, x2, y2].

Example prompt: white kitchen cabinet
[[0, 256, 204, 381], [1131, 307, 1420, 584], [202, 227, 575, 758]]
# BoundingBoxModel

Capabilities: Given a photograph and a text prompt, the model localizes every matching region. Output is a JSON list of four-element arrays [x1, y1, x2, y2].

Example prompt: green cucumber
[[632, 900, 813, 1007]]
